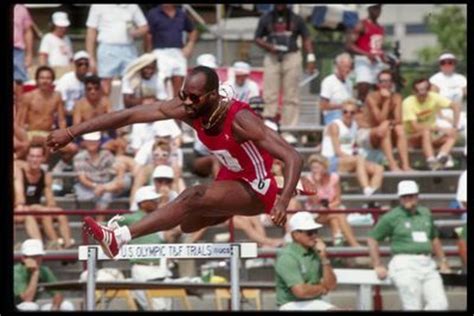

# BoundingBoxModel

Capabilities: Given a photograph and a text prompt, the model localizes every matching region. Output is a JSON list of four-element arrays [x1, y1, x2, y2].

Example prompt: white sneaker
[[363, 187, 375, 196]]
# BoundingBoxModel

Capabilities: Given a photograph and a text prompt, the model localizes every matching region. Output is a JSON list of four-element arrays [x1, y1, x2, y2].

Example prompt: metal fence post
[[230, 244, 241, 311], [86, 247, 97, 311]]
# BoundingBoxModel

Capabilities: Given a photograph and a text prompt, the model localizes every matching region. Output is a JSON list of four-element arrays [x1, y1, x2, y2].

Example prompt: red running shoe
[[83, 216, 119, 258]]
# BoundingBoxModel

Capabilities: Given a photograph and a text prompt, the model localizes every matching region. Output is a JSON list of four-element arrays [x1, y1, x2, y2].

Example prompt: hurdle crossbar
[[78, 243, 258, 311]]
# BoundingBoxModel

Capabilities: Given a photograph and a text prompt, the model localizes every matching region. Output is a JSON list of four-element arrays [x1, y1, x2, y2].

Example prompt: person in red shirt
[[47, 66, 304, 258], [346, 4, 389, 103]]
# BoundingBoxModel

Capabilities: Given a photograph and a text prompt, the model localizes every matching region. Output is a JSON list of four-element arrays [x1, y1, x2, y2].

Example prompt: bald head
[[189, 66, 219, 93]]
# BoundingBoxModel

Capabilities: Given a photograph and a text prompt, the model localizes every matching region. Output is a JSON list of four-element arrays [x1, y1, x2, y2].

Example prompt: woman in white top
[[321, 100, 384, 196], [38, 12, 74, 79]]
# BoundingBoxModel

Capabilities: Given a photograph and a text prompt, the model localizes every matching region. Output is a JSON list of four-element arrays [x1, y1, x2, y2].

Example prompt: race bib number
[[412, 231, 428, 243], [249, 178, 271, 195], [212, 150, 243, 172]]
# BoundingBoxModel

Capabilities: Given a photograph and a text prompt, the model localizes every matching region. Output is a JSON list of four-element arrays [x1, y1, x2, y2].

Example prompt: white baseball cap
[[135, 185, 161, 204], [288, 211, 322, 232], [82, 131, 101, 141], [197, 54, 217, 69], [153, 126, 173, 138], [21, 239, 46, 256], [152, 165, 174, 179], [397, 180, 419, 196], [439, 53, 457, 61], [52, 11, 70, 27], [73, 50, 90, 62], [232, 61, 251, 75]]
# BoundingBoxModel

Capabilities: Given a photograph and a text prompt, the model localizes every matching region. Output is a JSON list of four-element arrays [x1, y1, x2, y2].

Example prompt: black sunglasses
[[76, 61, 89, 67], [154, 178, 173, 184], [343, 110, 356, 115], [440, 60, 455, 66], [179, 89, 214, 103], [298, 230, 318, 236]]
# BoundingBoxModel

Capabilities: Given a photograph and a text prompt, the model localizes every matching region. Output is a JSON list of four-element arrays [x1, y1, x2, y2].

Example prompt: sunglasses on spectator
[[178, 89, 214, 103], [297, 230, 318, 236], [153, 152, 170, 159], [378, 78, 392, 84], [76, 61, 89, 67], [400, 194, 417, 199], [440, 60, 455, 66], [154, 178, 173, 184], [86, 86, 100, 91], [343, 110, 356, 115]]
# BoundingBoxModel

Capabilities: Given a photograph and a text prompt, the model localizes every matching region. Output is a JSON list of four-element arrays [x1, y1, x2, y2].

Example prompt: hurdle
[[78, 243, 258, 311]]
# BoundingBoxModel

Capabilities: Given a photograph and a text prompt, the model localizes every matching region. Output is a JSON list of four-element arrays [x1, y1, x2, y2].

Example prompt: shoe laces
[[107, 215, 124, 230]]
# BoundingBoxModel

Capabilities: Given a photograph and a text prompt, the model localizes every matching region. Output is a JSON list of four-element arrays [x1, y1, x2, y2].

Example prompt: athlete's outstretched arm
[[233, 110, 304, 226], [46, 97, 186, 151]]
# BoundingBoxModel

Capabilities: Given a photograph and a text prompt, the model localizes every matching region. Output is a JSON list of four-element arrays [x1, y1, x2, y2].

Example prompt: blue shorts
[[97, 43, 138, 78], [328, 156, 339, 173], [323, 110, 342, 125], [14, 48, 28, 83]]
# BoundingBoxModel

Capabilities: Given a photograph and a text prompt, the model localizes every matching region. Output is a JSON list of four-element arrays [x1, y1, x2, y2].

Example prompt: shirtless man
[[73, 75, 111, 125], [47, 66, 303, 258], [356, 70, 412, 171], [18, 66, 66, 144]]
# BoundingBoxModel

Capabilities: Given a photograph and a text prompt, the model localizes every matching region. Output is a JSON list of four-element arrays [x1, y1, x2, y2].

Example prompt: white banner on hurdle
[[78, 243, 257, 261]]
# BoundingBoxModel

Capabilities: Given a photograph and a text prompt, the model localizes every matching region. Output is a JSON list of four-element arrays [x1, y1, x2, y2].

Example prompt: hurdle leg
[[86, 247, 97, 311], [230, 244, 241, 311]]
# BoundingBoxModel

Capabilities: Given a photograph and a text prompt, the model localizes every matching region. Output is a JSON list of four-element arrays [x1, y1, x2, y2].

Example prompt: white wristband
[[307, 53, 316, 63]]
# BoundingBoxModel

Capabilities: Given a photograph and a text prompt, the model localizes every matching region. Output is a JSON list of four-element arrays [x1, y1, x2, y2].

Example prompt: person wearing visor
[[367, 180, 450, 310], [276, 211, 339, 310]]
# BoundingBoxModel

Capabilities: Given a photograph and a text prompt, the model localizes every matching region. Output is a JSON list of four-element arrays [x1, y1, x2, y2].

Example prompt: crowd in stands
[[13, 4, 466, 311]]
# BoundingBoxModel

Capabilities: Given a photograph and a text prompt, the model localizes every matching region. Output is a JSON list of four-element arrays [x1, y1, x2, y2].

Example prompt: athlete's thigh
[[194, 180, 265, 217], [180, 214, 230, 233]]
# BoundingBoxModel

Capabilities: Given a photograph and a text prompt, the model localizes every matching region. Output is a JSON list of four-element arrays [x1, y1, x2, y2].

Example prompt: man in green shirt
[[367, 180, 450, 310], [14, 239, 74, 311], [275, 211, 339, 310], [113, 186, 181, 310]]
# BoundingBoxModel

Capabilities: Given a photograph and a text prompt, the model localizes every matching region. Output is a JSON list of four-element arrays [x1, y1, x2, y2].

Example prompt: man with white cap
[[224, 61, 260, 103], [367, 180, 450, 310], [55, 50, 91, 126], [73, 131, 127, 222], [39, 11, 73, 79], [114, 186, 179, 310], [14, 239, 74, 311], [429, 52, 467, 153], [276, 211, 338, 310]]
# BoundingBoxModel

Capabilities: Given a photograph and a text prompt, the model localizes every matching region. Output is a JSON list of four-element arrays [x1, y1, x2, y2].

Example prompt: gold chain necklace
[[202, 100, 229, 130]]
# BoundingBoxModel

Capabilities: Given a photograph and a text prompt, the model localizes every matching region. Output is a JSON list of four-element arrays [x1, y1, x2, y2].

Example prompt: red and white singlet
[[192, 100, 278, 213], [355, 18, 384, 55]]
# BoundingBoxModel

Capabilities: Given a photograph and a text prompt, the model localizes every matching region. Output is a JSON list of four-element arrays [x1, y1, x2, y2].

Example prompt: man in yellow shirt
[[402, 78, 460, 170]]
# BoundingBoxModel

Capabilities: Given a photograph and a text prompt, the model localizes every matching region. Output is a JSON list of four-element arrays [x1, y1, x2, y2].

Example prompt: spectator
[[367, 180, 450, 310], [50, 147, 77, 197], [429, 53, 467, 131], [14, 239, 75, 311], [301, 155, 361, 247], [73, 75, 111, 126], [73, 132, 127, 222], [86, 4, 149, 96], [321, 100, 384, 196], [255, 4, 316, 127], [38, 11, 73, 79], [224, 61, 260, 103], [248, 96, 279, 132], [14, 106, 30, 161], [14, 4, 34, 103], [14, 143, 74, 249], [133, 122, 183, 171], [122, 53, 169, 108], [18, 66, 66, 156], [357, 69, 411, 171], [145, 4, 198, 97], [130, 140, 183, 211], [55, 50, 91, 127], [196, 53, 217, 69], [319, 53, 354, 125], [14, 162, 42, 243], [346, 4, 388, 103], [456, 170, 467, 269], [276, 212, 339, 311], [115, 186, 180, 310], [402, 78, 460, 170]]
